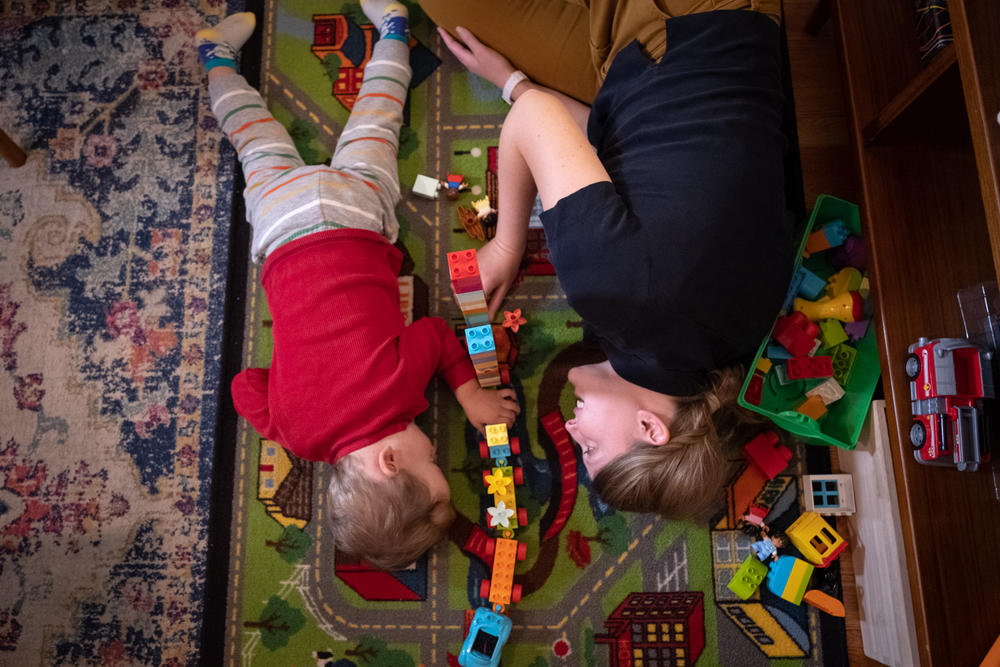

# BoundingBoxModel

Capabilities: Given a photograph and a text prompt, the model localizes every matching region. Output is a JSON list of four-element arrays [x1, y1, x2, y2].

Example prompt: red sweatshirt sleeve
[[400, 317, 476, 392], [230, 368, 276, 440]]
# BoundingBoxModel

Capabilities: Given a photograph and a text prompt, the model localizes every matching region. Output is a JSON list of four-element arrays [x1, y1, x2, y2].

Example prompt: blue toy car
[[458, 607, 512, 667]]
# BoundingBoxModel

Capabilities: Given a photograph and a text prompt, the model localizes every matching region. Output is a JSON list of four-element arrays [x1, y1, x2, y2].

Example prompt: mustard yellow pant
[[419, 0, 782, 103]]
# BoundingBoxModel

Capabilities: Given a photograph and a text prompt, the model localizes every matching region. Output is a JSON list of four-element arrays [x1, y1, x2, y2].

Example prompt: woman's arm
[[437, 26, 590, 135], [477, 89, 612, 316]]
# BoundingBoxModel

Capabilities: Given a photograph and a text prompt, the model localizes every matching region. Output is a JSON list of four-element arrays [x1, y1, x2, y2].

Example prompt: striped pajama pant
[[208, 36, 413, 261]]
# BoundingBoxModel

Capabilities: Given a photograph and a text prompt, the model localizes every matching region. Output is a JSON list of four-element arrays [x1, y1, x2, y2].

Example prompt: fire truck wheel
[[909, 421, 926, 449], [904, 354, 921, 380]]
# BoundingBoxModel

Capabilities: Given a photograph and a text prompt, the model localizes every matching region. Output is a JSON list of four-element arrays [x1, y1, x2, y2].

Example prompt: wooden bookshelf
[[832, 1, 1000, 665]]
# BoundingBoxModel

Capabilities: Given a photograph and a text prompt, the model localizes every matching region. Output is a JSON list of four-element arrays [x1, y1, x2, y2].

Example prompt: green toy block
[[832, 343, 857, 386], [727, 554, 769, 600], [819, 319, 848, 348]]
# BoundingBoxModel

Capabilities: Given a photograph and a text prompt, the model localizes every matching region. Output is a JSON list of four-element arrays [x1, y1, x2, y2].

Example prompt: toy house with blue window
[[801, 474, 856, 516]]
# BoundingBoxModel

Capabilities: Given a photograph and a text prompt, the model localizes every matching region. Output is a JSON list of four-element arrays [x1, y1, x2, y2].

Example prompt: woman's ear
[[376, 444, 400, 477], [637, 410, 670, 446]]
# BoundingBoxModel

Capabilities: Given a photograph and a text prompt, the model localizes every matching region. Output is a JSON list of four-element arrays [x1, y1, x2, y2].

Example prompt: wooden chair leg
[[0, 128, 27, 168]]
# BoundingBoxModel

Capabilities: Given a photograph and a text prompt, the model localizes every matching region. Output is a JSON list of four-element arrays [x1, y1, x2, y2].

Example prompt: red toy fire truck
[[905, 337, 994, 471]]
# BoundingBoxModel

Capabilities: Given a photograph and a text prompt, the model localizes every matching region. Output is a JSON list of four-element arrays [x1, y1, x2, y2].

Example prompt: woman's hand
[[455, 380, 520, 436], [474, 238, 523, 319], [437, 25, 516, 90]]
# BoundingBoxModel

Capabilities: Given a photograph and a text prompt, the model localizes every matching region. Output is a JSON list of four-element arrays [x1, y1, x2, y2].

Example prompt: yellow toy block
[[490, 466, 518, 511], [485, 423, 509, 447], [756, 357, 773, 374], [786, 511, 846, 567]]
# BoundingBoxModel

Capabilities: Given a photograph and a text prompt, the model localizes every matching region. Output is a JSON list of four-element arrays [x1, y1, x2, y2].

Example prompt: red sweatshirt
[[231, 229, 476, 464]]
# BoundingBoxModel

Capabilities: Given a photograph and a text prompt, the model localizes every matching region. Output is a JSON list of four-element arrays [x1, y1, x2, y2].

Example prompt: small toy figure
[[472, 195, 497, 225], [441, 173, 469, 200], [750, 523, 786, 563], [742, 503, 768, 528]]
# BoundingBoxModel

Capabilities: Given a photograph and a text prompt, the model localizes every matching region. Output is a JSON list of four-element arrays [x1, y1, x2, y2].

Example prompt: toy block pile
[[448, 249, 501, 387], [743, 217, 870, 423]]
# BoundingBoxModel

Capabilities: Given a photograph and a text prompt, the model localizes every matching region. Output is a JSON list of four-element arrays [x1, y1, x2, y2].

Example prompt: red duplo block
[[744, 371, 764, 405], [447, 250, 479, 280], [451, 274, 484, 293], [786, 355, 833, 379], [743, 431, 792, 479], [772, 311, 820, 358]]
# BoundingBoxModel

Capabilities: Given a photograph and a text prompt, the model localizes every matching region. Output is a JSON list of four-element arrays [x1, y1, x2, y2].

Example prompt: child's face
[[566, 361, 643, 480]]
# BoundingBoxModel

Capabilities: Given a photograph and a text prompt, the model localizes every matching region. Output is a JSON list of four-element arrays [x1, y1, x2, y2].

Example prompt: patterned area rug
[[225, 2, 848, 665], [0, 2, 242, 664]]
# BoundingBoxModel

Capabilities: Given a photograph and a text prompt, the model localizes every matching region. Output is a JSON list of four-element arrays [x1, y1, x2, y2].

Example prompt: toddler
[[200, 4, 519, 569]]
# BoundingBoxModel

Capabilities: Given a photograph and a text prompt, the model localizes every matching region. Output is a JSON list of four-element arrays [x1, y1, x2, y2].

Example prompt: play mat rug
[[224, 2, 849, 665]]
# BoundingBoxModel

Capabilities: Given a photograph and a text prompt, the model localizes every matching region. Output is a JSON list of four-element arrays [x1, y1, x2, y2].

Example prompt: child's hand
[[455, 379, 520, 435], [437, 26, 516, 90], [476, 238, 523, 319]]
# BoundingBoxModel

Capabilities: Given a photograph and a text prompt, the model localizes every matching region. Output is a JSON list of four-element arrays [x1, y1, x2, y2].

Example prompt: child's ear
[[637, 409, 670, 446], [376, 444, 400, 477]]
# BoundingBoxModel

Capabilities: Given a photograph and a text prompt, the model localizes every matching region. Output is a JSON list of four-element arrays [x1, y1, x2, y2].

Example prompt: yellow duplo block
[[796, 394, 827, 420], [756, 357, 773, 374], [485, 423, 508, 447]]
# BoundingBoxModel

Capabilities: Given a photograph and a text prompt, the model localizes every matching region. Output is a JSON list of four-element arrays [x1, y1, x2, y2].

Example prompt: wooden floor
[[783, 2, 882, 665]]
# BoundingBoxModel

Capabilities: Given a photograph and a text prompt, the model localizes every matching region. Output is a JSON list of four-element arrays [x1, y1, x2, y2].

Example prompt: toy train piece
[[906, 337, 994, 471], [479, 536, 527, 606], [480, 424, 527, 530], [459, 423, 526, 667]]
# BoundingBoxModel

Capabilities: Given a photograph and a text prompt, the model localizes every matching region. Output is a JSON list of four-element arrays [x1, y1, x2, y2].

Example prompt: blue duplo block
[[797, 267, 827, 300], [767, 343, 793, 360], [465, 325, 495, 353]]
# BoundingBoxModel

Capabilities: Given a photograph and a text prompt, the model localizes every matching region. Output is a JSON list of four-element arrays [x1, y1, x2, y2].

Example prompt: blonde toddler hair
[[327, 452, 456, 570], [592, 365, 771, 520]]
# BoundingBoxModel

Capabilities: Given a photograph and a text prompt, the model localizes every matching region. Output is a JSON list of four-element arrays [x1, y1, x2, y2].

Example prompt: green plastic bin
[[736, 194, 881, 450]]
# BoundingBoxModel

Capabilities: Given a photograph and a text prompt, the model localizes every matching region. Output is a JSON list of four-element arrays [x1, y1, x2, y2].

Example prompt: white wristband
[[501, 70, 529, 104]]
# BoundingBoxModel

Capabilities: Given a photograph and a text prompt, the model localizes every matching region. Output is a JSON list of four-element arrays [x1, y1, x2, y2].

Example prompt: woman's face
[[565, 362, 642, 479]]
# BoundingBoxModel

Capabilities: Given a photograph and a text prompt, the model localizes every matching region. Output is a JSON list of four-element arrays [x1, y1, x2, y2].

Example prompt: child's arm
[[453, 378, 520, 435], [401, 317, 521, 435], [230, 367, 276, 439]]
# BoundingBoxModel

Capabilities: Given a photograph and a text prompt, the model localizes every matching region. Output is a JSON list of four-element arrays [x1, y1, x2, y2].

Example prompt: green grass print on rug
[[224, 2, 846, 665]]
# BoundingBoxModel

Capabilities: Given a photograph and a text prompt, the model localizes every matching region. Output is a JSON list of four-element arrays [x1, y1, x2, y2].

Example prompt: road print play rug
[[224, 2, 848, 665]]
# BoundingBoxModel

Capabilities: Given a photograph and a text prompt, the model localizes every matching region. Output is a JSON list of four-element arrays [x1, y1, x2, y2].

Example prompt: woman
[[425, 0, 795, 519]]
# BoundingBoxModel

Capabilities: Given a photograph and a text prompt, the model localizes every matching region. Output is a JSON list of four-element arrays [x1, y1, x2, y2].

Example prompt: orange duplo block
[[802, 589, 845, 617], [796, 394, 827, 420], [488, 538, 519, 606]]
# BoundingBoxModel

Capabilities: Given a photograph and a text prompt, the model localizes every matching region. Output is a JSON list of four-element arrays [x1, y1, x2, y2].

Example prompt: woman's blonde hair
[[592, 365, 769, 520], [327, 452, 456, 570]]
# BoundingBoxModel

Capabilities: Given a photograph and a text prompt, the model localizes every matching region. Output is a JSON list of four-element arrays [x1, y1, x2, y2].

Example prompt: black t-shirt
[[540, 10, 795, 396]]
